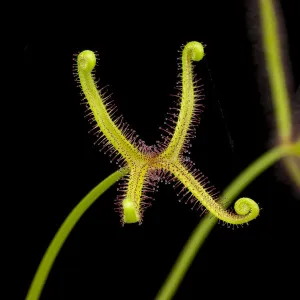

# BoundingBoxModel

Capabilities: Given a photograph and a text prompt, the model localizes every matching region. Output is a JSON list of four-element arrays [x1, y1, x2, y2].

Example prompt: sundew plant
[[25, 1, 300, 299]]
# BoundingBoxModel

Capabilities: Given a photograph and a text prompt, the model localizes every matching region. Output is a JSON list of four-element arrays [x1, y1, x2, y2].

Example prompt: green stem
[[25, 168, 128, 300], [259, 0, 292, 143], [259, 0, 300, 189], [155, 144, 298, 300]]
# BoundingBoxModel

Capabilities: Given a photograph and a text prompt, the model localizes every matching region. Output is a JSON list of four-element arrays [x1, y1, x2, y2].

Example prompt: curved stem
[[259, 0, 291, 143], [155, 144, 298, 300], [25, 169, 128, 300], [162, 41, 204, 159], [163, 161, 259, 224], [259, 0, 300, 189], [123, 163, 148, 223], [77, 50, 143, 165]]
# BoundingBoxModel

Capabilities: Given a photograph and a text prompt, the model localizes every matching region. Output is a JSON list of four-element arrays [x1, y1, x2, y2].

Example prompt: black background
[[22, 1, 300, 299]]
